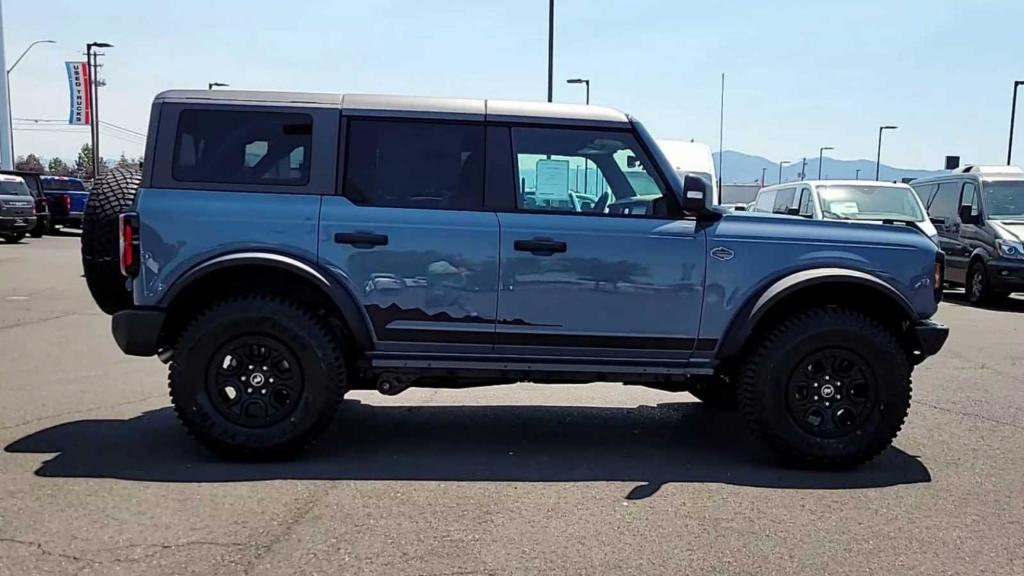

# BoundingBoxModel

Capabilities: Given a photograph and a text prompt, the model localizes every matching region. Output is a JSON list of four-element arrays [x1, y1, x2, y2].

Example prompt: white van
[[657, 140, 719, 205], [751, 180, 939, 243]]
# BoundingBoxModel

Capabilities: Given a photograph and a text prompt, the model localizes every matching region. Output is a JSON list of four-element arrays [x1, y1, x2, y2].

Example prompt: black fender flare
[[160, 251, 374, 351], [716, 267, 918, 360]]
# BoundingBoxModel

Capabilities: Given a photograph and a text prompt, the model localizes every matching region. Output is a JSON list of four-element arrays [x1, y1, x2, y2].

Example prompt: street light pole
[[818, 146, 834, 179], [761, 167, 767, 187], [566, 78, 590, 104], [1008, 81, 1024, 165], [547, 0, 554, 103], [778, 160, 790, 184], [6, 39, 55, 162], [876, 125, 898, 180], [86, 42, 113, 181], [208, 82, 229, 90], [855, 168, 861, 180]]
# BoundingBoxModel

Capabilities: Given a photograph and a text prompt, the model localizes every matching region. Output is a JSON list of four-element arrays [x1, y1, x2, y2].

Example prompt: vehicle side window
[[912, 184, 936, 206], [798, 187, 814, 217], [510, 127, 667, 216], [754, 190, 775, 212], [928, 182, 959, 219], [343, 119, 485, 211], [772, 187, 796, 214], [172, 109, 312, 186], [960, 182, 979, 217]]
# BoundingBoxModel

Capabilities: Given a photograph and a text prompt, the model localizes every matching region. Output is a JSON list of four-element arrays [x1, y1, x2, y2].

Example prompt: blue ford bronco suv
[[80, 90, 948, 467]]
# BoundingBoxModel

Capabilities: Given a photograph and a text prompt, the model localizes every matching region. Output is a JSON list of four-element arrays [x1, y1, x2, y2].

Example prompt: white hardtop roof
[[0, 174, 25, 183], [763, 180, 911, 189]]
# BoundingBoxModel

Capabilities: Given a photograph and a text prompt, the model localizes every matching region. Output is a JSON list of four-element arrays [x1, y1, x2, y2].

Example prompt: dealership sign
[[65, 62, 91, 125]]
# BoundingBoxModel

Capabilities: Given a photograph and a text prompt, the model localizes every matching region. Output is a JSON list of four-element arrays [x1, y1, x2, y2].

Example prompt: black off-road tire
[[81, 168, 141, 315], [169, 295, 347, 459], [737, 307, 912, 468], [1, 232, 26, 243], [967, 261, 1009, 307]]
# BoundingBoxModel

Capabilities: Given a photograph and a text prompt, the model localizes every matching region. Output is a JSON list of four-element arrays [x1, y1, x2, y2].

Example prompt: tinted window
[[42, 178, 86, 192], [510, 127, 666, 216], [912, 183, 936, 206], [960, 182, 979, 217], [928, 182, 959, 219], [173, 109, 312, 186], [343, 120, 484, 211], [0, 181, 30, 195], [772, 187, 796, 214]]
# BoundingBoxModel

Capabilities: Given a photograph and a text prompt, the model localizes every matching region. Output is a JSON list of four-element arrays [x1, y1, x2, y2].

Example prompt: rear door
[[318, 117, 499, 353], [492, 125, 706, 360], [927, 180, 967, 282]]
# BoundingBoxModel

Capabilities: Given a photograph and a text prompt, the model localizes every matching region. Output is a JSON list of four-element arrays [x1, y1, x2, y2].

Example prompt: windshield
[[0, 181, 30, 196], [816, 184, 924, 221], [983, 180, 1024, 220], [42, 178, 86, 192]]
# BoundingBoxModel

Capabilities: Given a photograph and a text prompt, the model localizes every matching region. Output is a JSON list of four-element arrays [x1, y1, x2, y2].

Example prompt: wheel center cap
[[249, 372, 266, 387], [820, 384, 835, 398]]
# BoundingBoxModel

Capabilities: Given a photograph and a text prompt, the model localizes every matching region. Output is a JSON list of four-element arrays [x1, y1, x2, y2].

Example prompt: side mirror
[[678, 174, 708, 213], [958, 205, 979, 225]]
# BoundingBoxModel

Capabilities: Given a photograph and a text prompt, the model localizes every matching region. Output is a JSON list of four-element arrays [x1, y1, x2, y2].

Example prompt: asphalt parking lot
[[1, 233, 1022, 576]]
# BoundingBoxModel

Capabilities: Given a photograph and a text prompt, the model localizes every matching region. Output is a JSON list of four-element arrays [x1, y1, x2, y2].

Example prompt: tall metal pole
[[546, 0, 554, 103], [6, 40, 55, 162], [584, 80, 589, 105], [761, 167, 766, 187], [817, 146, 833, 179], [800, 157, 807, 180], [87, 44, 98, 180], [717, 73, 724, 192], [778, 160, 789, 184], [0, 1, 13, 170], [1008, 81, 1023, 165], [875, 125, 896, 181], [856, 169, 861, 180]]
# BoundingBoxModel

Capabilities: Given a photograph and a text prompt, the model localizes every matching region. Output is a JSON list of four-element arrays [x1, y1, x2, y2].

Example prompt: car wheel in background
[[737, 307, 912, 469], [967, 261, 1008, 307], [81, 168, 141, 315], [1, 232, 26, 243], [169, 295, 347, 459]]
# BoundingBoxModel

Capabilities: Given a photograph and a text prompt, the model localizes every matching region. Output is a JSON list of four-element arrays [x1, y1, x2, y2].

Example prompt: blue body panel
[[318, 196, 500, 354], [495, 212, 706, 359], [697, 211, 940, 354], [132, 189, 321, 306]]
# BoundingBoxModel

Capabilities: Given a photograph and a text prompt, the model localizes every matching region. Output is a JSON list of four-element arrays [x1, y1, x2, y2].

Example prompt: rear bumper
[[911, 319, 949, 359], [0, 215, 36, 232], [112, 309, 165, 356], [53, 213, 83, 226], [988, 259, 1024, 292]]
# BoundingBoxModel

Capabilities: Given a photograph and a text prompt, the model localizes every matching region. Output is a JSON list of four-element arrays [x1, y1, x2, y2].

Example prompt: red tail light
[[119, 213, 140, 277], [63, 194, 72, 213]]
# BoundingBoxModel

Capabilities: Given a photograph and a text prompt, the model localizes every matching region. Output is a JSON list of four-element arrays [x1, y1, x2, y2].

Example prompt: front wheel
[[737, 307, 912, 468], [967, 262, 1008, 306], [169, 295, 347, 459]]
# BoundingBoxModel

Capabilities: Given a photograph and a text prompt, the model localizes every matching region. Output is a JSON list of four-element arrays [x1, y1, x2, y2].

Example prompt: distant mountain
[[712, 150, 944, 185]]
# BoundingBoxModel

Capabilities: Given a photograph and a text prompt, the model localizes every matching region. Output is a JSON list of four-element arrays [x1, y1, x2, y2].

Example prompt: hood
[[991, 220, 1024, 242]]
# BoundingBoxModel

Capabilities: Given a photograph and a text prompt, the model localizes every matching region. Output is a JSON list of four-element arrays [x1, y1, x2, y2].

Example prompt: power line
[[100, 120, 146, 137]]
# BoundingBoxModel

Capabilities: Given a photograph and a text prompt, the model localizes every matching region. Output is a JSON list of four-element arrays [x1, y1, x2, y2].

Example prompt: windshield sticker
[[829, 201, 860, 215], [535, 159, 571, 200]]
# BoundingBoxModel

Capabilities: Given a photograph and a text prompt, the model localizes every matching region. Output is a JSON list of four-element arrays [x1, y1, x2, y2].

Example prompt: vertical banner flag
[[65, 62, 91, 125]]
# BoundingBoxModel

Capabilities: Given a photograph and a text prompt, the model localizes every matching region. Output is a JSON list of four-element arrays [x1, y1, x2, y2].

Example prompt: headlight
[[996, 239, 1024, 260]]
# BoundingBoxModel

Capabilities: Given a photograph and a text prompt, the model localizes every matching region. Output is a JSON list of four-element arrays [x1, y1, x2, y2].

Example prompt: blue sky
[[5, 0, 1024, 169]]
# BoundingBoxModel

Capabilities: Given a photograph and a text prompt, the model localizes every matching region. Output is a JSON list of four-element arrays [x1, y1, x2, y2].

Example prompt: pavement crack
[[0, 312, 83, 332], [0, 537, 99, 565], [915, 400, 1024, 432], [0, 394, 166, 431]]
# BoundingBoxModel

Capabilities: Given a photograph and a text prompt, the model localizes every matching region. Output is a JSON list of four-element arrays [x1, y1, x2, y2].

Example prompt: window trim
[[339, 116, 488, 212], [504, 123, 677, 221]]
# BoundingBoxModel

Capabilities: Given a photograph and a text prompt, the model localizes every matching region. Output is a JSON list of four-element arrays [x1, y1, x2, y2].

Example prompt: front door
[[927, 180, 969, 283], [318, 118, 499, 353], [494, 125, 706, 359]]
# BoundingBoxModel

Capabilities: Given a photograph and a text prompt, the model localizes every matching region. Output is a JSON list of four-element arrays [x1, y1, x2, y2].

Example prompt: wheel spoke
[[787, 348, 876, 439], [206, 336, 303, 428]]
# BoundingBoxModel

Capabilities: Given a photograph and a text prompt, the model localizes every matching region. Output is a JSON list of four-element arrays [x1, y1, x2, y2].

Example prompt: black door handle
[[514, 238, 567, 255], [335, 232, 388, 249]]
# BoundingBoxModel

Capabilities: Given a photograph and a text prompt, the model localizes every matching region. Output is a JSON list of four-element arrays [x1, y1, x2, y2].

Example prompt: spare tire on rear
[[81, 168, 141, 315]]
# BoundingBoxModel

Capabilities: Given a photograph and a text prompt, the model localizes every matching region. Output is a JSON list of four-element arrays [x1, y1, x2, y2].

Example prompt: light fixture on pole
[[855, 168, 861, 180], [778, 160, 790, 184], [86, 42, 113, 181], [818, 146, 834, 179], [1008, 81, 1024, 165], [876, 125, 897, 180], [566, 78, 589, 104], [6, 39, 55, 161], [208, 82, 229, 90]]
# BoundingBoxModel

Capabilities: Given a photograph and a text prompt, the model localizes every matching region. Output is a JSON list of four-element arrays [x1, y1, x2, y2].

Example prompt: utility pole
[[86, 42, 112, 181], [1008, 81, 1023, 165], [818, 146, 834, 179], [0, 1, 12, 170], [855, 168, 861, 180], [876, 125, 898, 180], [800, 157, 807, 180], [717, 73, 725, 192], [761, 167, 766, 187], [546, 0, 554, 103]]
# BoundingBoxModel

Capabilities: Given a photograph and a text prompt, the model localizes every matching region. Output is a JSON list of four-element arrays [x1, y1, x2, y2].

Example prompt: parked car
[[41, 175, 89, 231], [657, 139, 718, 204], [751, 180, 938, 243], [0, 174, 37, 243], [0, 170, 50, 237], [80, 90, 947, 467], [911, 165, 1024, 305]]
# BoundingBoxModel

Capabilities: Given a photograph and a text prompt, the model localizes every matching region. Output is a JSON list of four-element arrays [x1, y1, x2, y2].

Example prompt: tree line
[[13, 143, 142, 178]]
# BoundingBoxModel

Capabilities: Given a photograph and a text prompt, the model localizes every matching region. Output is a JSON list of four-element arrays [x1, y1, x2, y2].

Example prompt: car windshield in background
[[0, 181, 30, 195], [42, 179, 86, 192], [817, 185, 924, 221], [982, 180, 1024, 220]]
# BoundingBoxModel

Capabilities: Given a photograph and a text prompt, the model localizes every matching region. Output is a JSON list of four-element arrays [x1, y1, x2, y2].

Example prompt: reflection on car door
[[493, 125, 707, 360], [927, 180, 967, 283]]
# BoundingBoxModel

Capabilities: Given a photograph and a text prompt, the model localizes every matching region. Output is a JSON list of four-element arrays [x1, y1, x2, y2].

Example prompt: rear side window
[[960, 182, 980, 217], [173, 109, 312, 186], [912, 183, 936, 206], [928, 182, 959, 219], [343, 119, 485, 211], [754, 189, 775, 212], [772, 187, 796, 214]]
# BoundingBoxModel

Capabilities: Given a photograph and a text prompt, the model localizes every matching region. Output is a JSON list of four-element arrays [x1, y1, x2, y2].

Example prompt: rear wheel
[[169, 295, 347, 459], [1, 232, 26, 243], [81, 168, 141, 314], [967, 261, 1008, 306], [737, 307, 911, 468]]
